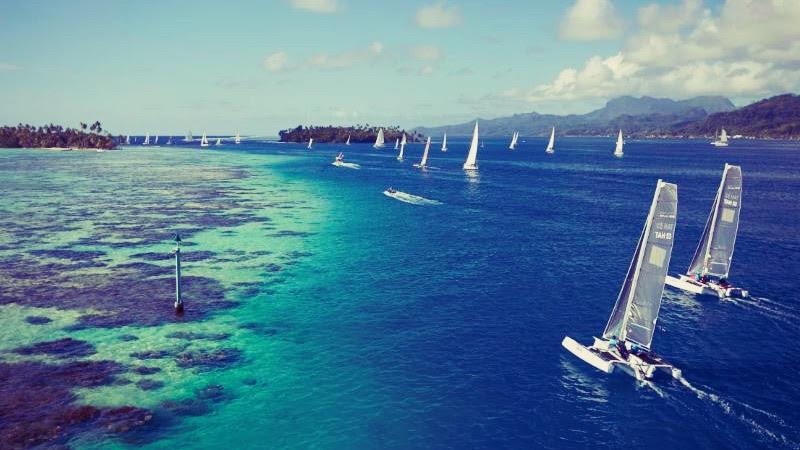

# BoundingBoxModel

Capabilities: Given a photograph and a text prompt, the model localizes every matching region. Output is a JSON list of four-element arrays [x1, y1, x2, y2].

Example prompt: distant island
[[0, 122, 118, 150], [415, 94, 800, 140], [279, 125, 425, 144]]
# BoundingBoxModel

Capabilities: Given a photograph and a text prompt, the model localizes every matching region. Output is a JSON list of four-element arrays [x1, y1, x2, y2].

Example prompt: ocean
[[1, 136, 799, 449]]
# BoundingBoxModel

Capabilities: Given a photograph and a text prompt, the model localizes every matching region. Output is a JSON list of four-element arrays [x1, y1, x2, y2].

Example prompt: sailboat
[[125, 135, 131, 145], [373, 128, 385, 149], [307, 138, 314, 149], [166, 136, 173, 145], [562, 180, 681, 381], [345, 134, 350, 146], [153, 135, 159, 145], [665, 164, 747, 298], [508, 131, 519, 150], [441, 133, 448, 152], [614, 129, 624, 157], [463, 122, 479, 171], [142, 133, 150, 146], [332, 152, 360, 169], [413, 136, 431, 169], [200, 132, 209, 147], [184, 131, 193, 142], [234, 132, 241, 145], [711, 128, 729, 147], [215, 137, 222, 146], [397, 134, 407, 161], [394, 138, 399, 150], [545, 127, 555, 154]]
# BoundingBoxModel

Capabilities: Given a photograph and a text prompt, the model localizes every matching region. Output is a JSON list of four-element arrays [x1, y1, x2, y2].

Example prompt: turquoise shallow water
[[1, 138, 800, 449]]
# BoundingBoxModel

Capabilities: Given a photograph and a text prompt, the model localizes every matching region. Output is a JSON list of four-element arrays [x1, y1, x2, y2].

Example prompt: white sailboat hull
[[562, 337, 681, 381], [665, 274, 748, 298], [711, 141, 729, 147], [545, 148, 554, 154]]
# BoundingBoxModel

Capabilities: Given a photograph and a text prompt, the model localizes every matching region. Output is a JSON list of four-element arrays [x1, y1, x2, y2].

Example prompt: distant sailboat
[[184, 131, 193, 142], [712, 128, 729, 147], [441, 133, 448, 152], [234, 132, 241, 145], [463, 122, 479, 171], [397, 134, 407, 161], [125, 135, 131, 145], [373, 128, 385, 149], [563, 180, 681, 381], [614, 129, 624, 157], [394, 138, 399, 150], [665, 164, 748, 298], [166, 136, 173, 145], [143, 133, 150, 145], [307, 138, 314, 149], [345, 134, 351, 146], [509, 131, 519, 150], [200, 132, 209, 147], [215, 137, 222, 146], [545, 127, 555, 154], [153, 135, 159, 145], [414, 136, 431, 169]]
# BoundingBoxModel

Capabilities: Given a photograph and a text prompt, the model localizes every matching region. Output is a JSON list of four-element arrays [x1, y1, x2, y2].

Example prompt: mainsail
[[397, 134, 407, 160], [463, 121, 479, 170], [374, 128, 385, 149], [603, 180, 677, 349], [185, 131, 193, 142], [200, 132, 209, 147], [125, 135, 130, 145], [215, 138, 222, 146], [546, 127, 555, 153], [394, 138, 399, 150], [346, 134, 350, 145], [509, 131, 518, 150], [154, 135, 159, 145], [143, 133, 150, 145], [234, 132, 241, 144], [307, 138, 313, 149], [419, 136, 431, 167], [614, 129, 624, 156], [719, 128, 729, 144], [687, 164, 742, 278], [441, 133, 448, 152]]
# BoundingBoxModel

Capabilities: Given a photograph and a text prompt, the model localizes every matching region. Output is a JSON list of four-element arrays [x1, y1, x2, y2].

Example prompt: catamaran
[[712, 128, 729, 147], [614, 129, 624, 157], [215, 138, 222, 146], [200, 132, 209, 147], [413, 136, 431, 169], [373, 128, 385, 149], [545, 127, 555, 154], [563, 180, 681, 381], [665, 164, 747, 298], [463, 122, 479, 171], [397, 134, 407, 161], [441, 133, 448, 152], [332, 152, 360, 169], [184, 131, 193, 142], [508, 131, 519, 150], [307, 138, 314, 149], [234, 132, 241, 145], [345, 134, 350, 146], [143, 133, 150, 146]]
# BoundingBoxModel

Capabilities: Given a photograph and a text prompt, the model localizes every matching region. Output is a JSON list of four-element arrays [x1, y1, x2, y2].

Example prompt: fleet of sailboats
[[563, 180, 681, 381], [712, 128, 729, 147], [665, 164, 747, 298], [373, 128, 385, 149], [463, 122, 480, 171], [614, 129, 624, 157], [508, 131, 519, 150], [545, 127, 555, 154]]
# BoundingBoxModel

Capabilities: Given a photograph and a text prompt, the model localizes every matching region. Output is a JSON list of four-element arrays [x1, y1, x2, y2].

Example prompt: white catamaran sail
[[665, 164, 747, 298], [143, 133, 150, 145], [414, 136, 431, 169], [234, 132, 241, 144], [394, 138, 399, 150], [545, 127, 555, 154], [614, 129, 624, 157], [307, 138, 314, 149], [345, 134, 350, 146], [509, 131, 519, 150], [441, 133, 448, 152], [463, 122, 479, 171], [200, 132, 209, 147], [397, 134, 407, 161], [712, 128, 729, 147], [373, 128, 385, 149], [563, 180, 680, 381]]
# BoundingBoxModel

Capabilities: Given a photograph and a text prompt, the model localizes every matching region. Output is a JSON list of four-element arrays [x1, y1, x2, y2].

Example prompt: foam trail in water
[[726, 296, 799, 326]]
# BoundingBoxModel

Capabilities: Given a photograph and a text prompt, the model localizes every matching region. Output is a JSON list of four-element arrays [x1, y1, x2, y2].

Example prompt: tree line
[[0, 122, 118, 150]]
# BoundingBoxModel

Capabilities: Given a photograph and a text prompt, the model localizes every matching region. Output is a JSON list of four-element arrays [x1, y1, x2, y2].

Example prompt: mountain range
[[415, 94, 800, 139]]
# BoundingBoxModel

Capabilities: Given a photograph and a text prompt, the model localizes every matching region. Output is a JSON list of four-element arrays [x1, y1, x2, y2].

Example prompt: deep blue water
[[189, 135, 799, 449]]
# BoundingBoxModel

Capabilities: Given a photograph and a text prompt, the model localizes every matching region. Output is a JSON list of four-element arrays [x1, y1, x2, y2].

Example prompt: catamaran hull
[[711, 142, 729, 147], [665, 275, 748, 299], [562, 337, 615, 374], [562, 337, 681, 381]]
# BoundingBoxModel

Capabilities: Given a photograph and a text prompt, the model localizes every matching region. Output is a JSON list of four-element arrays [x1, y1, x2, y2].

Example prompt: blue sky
[[1, 0, 797, 135]]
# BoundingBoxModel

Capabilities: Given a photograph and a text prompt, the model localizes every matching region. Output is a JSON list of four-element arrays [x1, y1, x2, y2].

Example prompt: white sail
[[397, 133, 407, 160], [215, 137, 222, 146], [546, 127, 555, 154], [394, 138, 399, 150], [603, 180, 678, 349], [143, 133, 150, 145], [167, 136, 172, 145], [307, 138, 314, 149], [509, 131, 519, 150], [200, 132, 209, 147], [373, 128, 385, 149], [125, 135, 130, 145], [185, 131, 193, 142], [234, 132, 241, 144], [346, 134, 350, 146], [687, 164, 742, 279], [463, 121, 479, 170], [720, 128, 728, 143], [441, 133, 448, 152], [614, 129, 624, 157], [154, 135, 159, 145], [418, 136, 431, 168]]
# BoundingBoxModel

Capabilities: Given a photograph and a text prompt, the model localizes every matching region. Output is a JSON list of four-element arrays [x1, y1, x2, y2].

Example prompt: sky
[[1, 0, 798, 135]]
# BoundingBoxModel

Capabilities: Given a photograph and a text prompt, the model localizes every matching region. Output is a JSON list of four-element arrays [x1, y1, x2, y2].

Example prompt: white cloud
[[419, 65, 435, 76], [409, 45, 442, 61], [263, 52, 289, 72], [290, 0, 339, 14], [415, 2, 462, 29], [0, 63, 20, 72], [510, 0, 800, 107], [560, 0, 624, 41], [308, 41, 384, 70]]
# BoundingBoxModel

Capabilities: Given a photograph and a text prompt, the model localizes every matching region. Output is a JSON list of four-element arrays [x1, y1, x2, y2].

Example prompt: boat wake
[[383, 190, 441, 205], [332, 161, 361, 169], [726, 296, 799, 326], [675, 375, 798, 449]]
